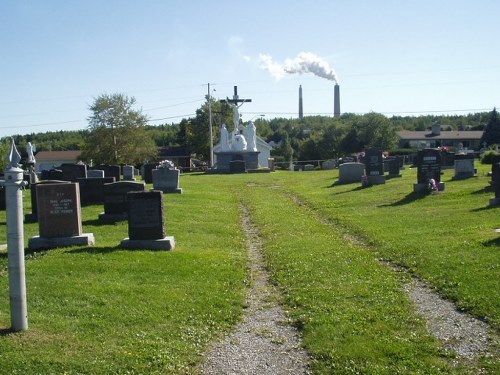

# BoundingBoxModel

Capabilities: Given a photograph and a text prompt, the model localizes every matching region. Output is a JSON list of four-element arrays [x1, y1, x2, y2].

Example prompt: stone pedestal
[[215, 151, 260, 172]]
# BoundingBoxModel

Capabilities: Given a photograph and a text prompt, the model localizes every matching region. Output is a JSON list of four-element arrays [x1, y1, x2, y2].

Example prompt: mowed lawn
[[0, 165, 498, 374]]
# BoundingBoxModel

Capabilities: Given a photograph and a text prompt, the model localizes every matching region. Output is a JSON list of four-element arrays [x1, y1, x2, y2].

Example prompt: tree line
[[1, 93, 498, 170]]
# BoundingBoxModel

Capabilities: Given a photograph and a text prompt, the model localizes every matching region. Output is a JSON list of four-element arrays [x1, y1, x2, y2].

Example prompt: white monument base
[[28, 233, 95, 250], [119, 236, 175, 251]]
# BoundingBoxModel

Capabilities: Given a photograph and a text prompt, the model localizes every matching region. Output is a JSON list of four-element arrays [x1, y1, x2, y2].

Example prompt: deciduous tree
[[81, 94, 157, 165]]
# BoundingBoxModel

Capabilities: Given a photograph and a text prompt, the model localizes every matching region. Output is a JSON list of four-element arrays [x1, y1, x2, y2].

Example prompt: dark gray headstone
[[61, 163, 87, 182], [127, 191, 165, 240], [363, 149, 384, 176], [77, 177, 115, 205], [41, 169, 63, 181], [416, 149, 442, 184], [229, 160, 246, 174], [142, 164, 158, 183], [0, 186, 5, 210], [103, 181, 146, 215]]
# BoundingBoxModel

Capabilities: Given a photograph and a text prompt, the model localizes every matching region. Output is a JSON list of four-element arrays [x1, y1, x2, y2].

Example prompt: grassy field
[[0, 165, 498, 374]]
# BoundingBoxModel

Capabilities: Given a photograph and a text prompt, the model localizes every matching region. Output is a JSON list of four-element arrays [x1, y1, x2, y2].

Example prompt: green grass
[[0, 167, 498, 373]]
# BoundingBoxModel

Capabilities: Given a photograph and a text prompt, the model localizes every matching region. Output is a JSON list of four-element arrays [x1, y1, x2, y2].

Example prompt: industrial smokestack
[[299, 85, 303, 119], [334, 84, 340, 118]]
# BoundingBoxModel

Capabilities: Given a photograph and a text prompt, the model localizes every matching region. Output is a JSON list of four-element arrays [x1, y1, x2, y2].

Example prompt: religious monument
[[214, 86, 261, 173]]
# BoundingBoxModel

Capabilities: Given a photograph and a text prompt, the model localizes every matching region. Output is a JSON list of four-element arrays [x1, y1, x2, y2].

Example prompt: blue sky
[[1, 0, 499, 139]]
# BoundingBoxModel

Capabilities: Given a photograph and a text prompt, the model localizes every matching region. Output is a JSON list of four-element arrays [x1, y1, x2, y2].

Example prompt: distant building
[[34, 150, 82, 172], [397, 123, 483, 150]]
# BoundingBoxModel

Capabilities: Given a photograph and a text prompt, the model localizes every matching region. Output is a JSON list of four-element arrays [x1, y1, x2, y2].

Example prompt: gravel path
[[404, 278, 495, 365], [201, 204, 310, 375]]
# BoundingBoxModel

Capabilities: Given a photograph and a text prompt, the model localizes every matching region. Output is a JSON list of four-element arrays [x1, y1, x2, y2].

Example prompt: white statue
[[247, 122, 257, 152], [220, 124, 230, 151], [232, 133, 247, 151], [225, 98, 245, 129], [26, 142, 36, 164]]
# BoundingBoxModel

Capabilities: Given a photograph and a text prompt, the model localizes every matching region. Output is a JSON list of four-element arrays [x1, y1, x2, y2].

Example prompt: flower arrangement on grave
[[157, 160, 176, 170], [428, 178, 439, 193]]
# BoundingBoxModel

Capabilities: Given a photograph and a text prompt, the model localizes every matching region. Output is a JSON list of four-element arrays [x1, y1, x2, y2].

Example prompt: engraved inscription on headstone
[[37, 183, 82, 238]]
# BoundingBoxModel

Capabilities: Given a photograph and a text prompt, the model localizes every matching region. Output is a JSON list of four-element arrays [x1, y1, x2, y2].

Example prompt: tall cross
[[220, 86, 252, 130], [223, 86, 252, 106]]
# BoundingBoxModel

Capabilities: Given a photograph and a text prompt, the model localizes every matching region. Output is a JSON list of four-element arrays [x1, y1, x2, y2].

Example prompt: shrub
[[480, 149, 499, 164]]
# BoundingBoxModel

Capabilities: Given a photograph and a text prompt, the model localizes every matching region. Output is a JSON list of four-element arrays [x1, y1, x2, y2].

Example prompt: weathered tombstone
[[141, 163, 157, 183], [229, 160, 246, 174], [322, 159, 336, 170], [453, 154, 476, 180], [28, 183, 95, 250], [61, 163, 87, 182], [267, 158, 275, 172], [303, 164, 315, 171], [385, 157, 402, 178], [414, 149, 445, 193], [122, 165, 135, 181], [362, 149, 385, 186], [338, 162, 365, 184], [25, 180, 70, 222], [87, 169, 105, 178], [99, 181, 146, 222], [152, 165, 183, 193], [77, 177, 115, 205], [120, 190, 175, 250]]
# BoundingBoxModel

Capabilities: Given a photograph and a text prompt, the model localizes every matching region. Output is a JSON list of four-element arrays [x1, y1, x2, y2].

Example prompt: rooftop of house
[[397, 130, 484, 140], [34, 150, 82, 161]]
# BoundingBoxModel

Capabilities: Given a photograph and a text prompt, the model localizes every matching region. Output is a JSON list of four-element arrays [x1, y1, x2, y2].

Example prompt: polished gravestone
[[119, 191, 175, 250], [28, 183, 95, 250], [99, 181, 146, 222]]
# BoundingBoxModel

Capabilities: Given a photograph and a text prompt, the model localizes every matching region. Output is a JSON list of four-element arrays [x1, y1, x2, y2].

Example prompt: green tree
[[357, 112, 398, 150], [181, 97, 232, 158], [480, 108, 500, 147], [80, 94, 157, 165]]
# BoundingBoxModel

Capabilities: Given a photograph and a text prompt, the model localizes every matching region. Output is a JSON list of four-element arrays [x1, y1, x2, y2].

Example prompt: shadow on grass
[[470, 204, 498, 212], [65, 246, 121, 255], [471, 185, 494, 195], [379, 191, 428, 207], [0, 327, 14, 336], [326, 182, 365, 194], [81, 218, 105, 226], [483, 236, 500, 247]]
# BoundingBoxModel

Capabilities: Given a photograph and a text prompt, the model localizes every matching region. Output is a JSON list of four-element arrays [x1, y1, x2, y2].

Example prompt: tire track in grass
[[284, 188, 497, 370], [201, 203, 310, 374]]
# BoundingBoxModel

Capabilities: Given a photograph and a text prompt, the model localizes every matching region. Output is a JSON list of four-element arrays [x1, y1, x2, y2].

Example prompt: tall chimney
[[334, 83, 340, 118], [298, 85, 303, 119]]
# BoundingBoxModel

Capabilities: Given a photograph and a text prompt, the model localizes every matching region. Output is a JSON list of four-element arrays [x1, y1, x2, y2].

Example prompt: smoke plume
[[259, 52, 338, 83]]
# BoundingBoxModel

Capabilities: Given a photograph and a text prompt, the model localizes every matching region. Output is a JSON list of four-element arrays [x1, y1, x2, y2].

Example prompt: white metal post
[[5, 140, 28, 331]]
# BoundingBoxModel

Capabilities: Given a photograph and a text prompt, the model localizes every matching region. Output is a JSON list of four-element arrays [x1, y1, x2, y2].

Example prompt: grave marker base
[[413, 182, 445, 193], [119, 236, 175, 251], [28, 233, 95, 251]]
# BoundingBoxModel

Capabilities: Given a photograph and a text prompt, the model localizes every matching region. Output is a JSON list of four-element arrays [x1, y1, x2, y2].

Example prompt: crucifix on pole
[[220, 86, 252, 131]]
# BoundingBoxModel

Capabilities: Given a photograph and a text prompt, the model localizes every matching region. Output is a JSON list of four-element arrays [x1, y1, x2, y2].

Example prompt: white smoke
[[259, 52, 338, 83], [258, 53, 286, 80]]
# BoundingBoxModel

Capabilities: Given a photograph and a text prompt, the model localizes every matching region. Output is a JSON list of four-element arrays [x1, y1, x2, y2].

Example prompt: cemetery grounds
[[0, 164, 499, 374]]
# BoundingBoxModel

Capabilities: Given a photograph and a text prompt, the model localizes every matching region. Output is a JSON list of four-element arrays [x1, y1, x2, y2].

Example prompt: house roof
[[35, 150, 82, 161], [397, 130, 483, 140]]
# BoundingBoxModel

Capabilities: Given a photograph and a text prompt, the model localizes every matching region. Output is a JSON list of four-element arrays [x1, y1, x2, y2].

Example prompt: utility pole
[[207, 83, 214, 168]]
